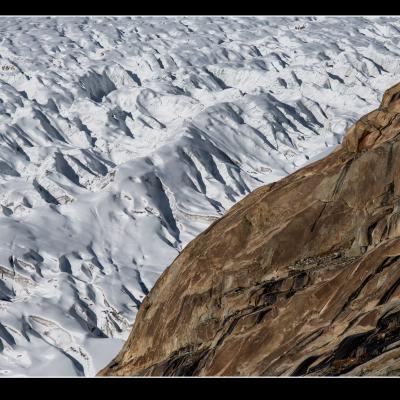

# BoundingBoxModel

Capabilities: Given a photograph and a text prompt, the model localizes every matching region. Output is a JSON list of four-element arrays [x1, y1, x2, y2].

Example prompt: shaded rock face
[[99, 82, 400, 376]]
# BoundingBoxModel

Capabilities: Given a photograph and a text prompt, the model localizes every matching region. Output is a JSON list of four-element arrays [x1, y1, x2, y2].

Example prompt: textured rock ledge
[[99, 82, 400, 376]]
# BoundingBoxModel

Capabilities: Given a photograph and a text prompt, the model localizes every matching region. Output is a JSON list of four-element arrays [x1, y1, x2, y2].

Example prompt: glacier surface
[[0, 16, 399, 376]]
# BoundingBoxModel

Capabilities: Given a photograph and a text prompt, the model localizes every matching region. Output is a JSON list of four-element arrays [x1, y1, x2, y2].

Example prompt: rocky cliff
[[99, 82, 400, 376]]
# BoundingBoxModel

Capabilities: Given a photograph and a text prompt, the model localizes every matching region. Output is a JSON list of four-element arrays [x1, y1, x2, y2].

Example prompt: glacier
[[0, 15, 399, 376]]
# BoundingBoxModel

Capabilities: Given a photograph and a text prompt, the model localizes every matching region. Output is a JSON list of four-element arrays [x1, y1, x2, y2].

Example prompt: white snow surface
[[0, 16, 399, 376]]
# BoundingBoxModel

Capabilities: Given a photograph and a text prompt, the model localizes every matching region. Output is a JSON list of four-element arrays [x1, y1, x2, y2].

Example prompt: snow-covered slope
[[0, 16, 399, 376]]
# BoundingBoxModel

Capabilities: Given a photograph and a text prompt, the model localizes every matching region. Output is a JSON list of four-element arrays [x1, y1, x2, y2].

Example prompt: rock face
[[99, 82, 400, 376]]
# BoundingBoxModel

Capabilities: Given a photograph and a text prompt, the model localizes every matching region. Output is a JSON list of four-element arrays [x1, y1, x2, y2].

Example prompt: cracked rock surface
[[100, 82, 400, 376]]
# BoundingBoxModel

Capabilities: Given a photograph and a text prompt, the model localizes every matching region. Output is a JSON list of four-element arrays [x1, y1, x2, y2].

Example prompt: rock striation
[[100, 82, 400, 376]]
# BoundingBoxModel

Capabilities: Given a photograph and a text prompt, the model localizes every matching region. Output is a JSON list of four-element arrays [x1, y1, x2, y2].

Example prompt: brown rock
[[99, 82, 400, 376]]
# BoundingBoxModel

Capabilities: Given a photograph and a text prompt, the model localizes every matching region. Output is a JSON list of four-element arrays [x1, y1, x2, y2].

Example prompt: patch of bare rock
[[100, 82, 400, 376]]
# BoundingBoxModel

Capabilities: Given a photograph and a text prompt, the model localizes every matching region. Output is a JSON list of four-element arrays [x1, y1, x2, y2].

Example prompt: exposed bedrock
[[100, 82, 400, 376]]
